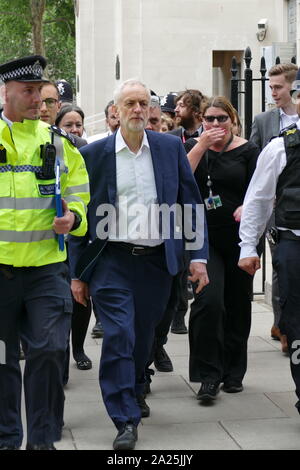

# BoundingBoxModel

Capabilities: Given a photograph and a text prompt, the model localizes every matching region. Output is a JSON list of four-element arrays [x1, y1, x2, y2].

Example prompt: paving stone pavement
[[20, 299, 300, 450]]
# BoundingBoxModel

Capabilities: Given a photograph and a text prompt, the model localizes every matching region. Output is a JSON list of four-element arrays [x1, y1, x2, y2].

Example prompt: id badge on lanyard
[[204, 176, 222, 210], [204, 134, 233, 210]]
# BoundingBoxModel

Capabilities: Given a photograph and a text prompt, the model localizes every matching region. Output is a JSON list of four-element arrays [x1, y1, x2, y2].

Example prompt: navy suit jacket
[[68, 130, 208, 280]]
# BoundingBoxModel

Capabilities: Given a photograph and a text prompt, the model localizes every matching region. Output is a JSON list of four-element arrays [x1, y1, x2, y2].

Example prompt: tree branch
[[43, 17, 73, 34]]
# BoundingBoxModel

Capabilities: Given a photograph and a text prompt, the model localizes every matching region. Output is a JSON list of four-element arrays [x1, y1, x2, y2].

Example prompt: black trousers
[[274, 238, 300, 405], [189, 225, 253, 384], [89, 243, 173, 430], [0, 263, 72, 447], [63, 298, 92, 385]]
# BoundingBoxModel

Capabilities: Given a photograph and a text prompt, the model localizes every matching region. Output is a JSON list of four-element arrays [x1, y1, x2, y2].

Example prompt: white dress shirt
[[109, 129, 162, 246], [239, 119, 300, 259], [279, 108, 298, 130]]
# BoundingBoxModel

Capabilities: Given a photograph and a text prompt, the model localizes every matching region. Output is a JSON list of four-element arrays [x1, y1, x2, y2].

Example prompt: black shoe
[[197, 383, 220, 401], [154, 346, 173, 372], [26, 443, 56, 450], [91, 321, 104, 338], [74, 353, 92, 370], [144, 381, 151, 396], [171, 314, 188, 334], [136, 394, 150, 418], [0, 444, 19, 450], [113, 423, 138, 450], [222, 382, 243, 393]]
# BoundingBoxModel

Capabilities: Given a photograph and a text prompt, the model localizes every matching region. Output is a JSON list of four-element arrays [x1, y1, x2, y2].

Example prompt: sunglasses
[[203, 115, 229, 123]]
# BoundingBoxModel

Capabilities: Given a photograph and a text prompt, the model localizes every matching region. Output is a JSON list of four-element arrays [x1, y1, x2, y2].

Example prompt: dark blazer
[[249, 108, 281, 150], [168, 127, 184, 139], [68, 130, 208, 280]]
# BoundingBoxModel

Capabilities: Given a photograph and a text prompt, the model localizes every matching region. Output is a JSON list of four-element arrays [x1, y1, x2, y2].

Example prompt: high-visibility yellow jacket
[[0, 118, 90, 267]]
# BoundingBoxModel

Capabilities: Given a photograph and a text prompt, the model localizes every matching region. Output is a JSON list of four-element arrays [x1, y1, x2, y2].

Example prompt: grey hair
[[150, 95, 161, 109], [113, 78, 151, 105]]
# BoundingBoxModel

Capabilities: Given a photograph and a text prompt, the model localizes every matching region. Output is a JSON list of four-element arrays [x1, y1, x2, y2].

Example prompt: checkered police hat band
[[0, 62, 43, 82]]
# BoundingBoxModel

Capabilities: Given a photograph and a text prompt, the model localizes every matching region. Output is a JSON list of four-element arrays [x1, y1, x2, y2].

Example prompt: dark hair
[[175, 89, 205, 113], [104, 100, 114, 118], [55, 104, 85, 127]]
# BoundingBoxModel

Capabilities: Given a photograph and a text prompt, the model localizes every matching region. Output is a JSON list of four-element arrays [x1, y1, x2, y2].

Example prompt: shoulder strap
[[282, 126, 300, 154], [50, 125, 76, 146], [49, 128, 67, 174]]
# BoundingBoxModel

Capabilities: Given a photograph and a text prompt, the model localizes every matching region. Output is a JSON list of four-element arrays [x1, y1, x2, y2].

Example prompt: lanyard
[[205, 133, 234, 194]]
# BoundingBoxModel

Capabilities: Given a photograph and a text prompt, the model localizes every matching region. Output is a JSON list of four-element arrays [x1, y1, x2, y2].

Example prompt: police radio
[[38, 143, 56, 179]]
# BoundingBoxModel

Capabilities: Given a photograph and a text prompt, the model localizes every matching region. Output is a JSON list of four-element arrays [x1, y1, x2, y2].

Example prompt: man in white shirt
[[239, 71, 300, 416], [69, 79, 209, 450], [250, 63, 298, 347]]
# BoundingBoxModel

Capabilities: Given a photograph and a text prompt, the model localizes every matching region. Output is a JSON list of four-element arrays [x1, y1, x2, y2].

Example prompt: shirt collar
[[115, 128, 150, 154], [1, 112, 13, 128], [279, 108, 298, 118]]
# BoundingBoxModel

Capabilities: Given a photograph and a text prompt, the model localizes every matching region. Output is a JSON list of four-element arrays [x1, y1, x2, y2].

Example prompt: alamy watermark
[[291, 340, 300, 365], [0, 340, 5, 365], [94, 198, 205, 250]]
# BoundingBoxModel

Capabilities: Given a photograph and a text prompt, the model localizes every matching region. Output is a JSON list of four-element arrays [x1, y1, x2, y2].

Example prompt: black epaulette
[[279, 123, 297, 137], [280, 124, 300, 149], [50, 125, 76, 146]]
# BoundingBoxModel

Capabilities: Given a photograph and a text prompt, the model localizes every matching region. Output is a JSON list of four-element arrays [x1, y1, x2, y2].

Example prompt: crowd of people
[[0, 53, 300, 451]]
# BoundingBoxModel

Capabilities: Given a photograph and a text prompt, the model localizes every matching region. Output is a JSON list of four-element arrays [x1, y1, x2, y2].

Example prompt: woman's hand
[[233, 205, 243, 222]]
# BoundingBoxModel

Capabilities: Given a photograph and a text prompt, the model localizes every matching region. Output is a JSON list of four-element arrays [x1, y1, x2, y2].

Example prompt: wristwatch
[[70, 211, 82, 231]]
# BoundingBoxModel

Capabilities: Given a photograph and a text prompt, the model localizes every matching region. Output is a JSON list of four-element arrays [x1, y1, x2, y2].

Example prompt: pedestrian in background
[[186, 96, 260, 402]]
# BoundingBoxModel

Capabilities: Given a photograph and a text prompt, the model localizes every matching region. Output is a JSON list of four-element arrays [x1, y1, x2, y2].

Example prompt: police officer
[[0, 56, 89, 450], [238, 68, 300, 416]]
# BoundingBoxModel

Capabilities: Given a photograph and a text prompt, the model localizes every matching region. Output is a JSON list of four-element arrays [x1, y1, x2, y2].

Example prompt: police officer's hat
[[0, 55, 48, 83], [160, 92, 177, 115], [290, 68, 300, 96], [55, 79, 73, 103]]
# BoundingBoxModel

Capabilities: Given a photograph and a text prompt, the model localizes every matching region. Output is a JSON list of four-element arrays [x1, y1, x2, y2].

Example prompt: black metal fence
[[230, 47, 296, 295]]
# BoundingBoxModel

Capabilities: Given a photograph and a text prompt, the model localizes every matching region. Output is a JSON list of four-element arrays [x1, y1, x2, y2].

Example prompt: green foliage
[[44, 0, 76, 88], [0, 0, 75, 88]]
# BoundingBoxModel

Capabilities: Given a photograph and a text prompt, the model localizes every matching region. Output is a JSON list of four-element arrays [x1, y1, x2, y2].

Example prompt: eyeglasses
[[41, 98, 58, 108], [203, 115, 229, 123]]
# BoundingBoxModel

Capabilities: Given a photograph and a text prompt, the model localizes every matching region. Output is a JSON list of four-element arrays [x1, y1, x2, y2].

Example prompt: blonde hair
[[268, 63, 298, 84]]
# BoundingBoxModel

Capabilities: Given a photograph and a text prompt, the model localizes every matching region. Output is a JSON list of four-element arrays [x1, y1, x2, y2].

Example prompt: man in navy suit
[[69, 79, 209, 450]]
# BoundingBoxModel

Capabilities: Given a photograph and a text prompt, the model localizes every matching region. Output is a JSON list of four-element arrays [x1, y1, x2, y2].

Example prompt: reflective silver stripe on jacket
[[0, 198, 55, 210], [64, 183, 90, 195], [0, 230, 55, 242], [53, 134, 66, 174], [64, 194, 87, 207]]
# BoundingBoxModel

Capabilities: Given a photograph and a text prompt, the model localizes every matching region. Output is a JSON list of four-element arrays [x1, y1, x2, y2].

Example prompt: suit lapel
[[103, 135, 117, 205], [271, 108, 281, 137], [146, 130, 163, 204]]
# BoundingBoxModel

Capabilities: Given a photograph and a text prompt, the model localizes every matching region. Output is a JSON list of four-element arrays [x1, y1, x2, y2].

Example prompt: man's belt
[[279, 230, 300, 241], [108, 241, 164, 256]]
